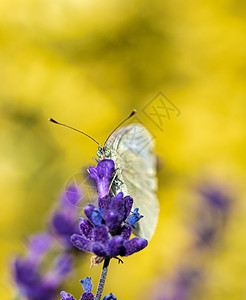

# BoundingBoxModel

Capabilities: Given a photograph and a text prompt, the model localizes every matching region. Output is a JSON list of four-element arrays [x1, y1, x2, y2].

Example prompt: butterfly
[[49, 110, 159, 240]]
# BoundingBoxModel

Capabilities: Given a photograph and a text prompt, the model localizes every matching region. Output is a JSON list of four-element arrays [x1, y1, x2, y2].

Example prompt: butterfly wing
[[105, 124, 159, 240], [106, 124, 156, 170]]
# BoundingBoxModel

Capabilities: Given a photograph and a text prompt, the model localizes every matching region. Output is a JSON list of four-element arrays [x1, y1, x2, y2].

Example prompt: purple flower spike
[[199, 183, 232, 213], [50, 185, 81, 248], [69, 161, 148, 259], [88, 159, 115, 198], [13, 233, 72, 300], [193, 182, 233, 248], [72, 183, 148, 258], [51, 212, 80, 248], [61, 291, 76, 300]]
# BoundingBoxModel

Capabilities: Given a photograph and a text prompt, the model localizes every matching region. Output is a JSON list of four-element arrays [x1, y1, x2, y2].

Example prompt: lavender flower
[[127, 208, 143, 226], [80, 277, 95, 300], [71, 159, 148, 260], [194, 183, 232, 248], [14, 158, 149, 300], [60, 278, 117, 300], [50, 185, 81, 249], [152, 266, 202, 300], [149, 182, 233, 300], [13, 233, 72, 300], [198, 183, 231, 213], [71, 193, 147, 258]]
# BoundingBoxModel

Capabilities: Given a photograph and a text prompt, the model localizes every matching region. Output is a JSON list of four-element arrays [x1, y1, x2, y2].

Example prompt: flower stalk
[[95, 257, 111, 300]]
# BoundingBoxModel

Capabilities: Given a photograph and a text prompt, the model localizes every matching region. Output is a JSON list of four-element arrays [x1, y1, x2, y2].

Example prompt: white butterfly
[[103, 124, 159, 240]]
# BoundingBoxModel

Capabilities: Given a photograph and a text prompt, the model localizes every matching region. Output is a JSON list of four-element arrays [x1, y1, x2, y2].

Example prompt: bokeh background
[[1, 0, 246, 299]]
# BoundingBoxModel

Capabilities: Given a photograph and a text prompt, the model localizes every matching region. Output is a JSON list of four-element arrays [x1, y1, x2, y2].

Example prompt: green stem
[[95, 257, 111, 300]]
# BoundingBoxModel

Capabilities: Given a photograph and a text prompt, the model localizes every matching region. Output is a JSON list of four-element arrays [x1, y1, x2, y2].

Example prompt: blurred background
[[1, 0, 246, 299]]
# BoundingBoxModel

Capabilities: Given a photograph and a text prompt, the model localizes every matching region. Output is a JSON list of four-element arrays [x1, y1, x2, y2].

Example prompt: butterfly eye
[[96, 149, 101, 157], [105, 148, 111, 157]]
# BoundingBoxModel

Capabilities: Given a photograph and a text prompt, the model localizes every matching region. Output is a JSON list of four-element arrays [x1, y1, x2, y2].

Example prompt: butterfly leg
[[107, 168, 119, 196], [113, 256, 124, 264]]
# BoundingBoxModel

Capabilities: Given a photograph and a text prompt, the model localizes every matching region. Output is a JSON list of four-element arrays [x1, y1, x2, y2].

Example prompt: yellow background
[[1, 0, 246, 299]]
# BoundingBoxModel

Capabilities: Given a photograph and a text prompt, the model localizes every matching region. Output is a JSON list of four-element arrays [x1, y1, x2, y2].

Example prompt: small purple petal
[[81, 293, 95, 300], [13, 258, 39, 284], [124, 237, 148, 256], [79, 218, 94, 240], [98, 196, 110, 211], [52, 213, 74, 235], [88, 166, 98, 181], [80, 277, 93, 293], [107, 236, 125, 257], [110, 192, 125, 223], [102, 293, 117, 300], [51, 213, 79, 246], [92, 243, 107, 257], [62, 185, 82, 207], [97, 159, 115, 178], [54, 254, 72, 277], [84, 205, 96, 225], [127, 208, 143, 226], [42, 254, 72, 290], [120, 224, 132, 240], [93, 226, 109, 244], [199, 184, 231, 212], [61, 291, 76, 300], [28, 233, 52, 258], [124, 196, 133, 219], [91, 209, 103, 227], [54, 254, 71, 276], [104, 210, 121, 232], [71, 234, 92, 252], [89, 160, 115, 199]]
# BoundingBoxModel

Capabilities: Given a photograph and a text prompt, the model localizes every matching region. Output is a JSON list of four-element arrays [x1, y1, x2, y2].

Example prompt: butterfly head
[[96, 146, 111, 160]]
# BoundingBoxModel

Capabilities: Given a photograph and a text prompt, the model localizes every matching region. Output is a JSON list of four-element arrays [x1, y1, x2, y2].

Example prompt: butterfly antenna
[[104, 109, 136, 145], [49, 118, 100, 146]]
